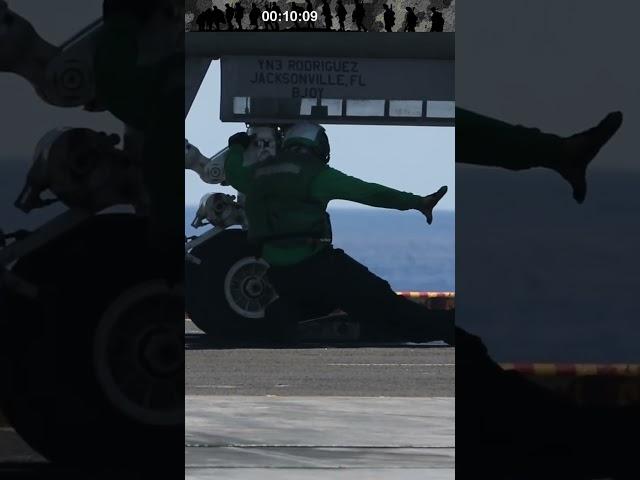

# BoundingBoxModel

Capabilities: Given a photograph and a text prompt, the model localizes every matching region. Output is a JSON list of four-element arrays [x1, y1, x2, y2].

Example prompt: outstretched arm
[[223, 133, 252, 193], [311, 167, 423, 210], [311, 167, 447, 223]]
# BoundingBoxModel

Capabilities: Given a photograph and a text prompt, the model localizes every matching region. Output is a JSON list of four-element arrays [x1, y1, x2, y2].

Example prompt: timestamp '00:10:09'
[[262, 10, 319, 22]]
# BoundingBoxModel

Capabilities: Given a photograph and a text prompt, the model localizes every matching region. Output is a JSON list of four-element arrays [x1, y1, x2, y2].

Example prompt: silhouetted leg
[[326, 249, 453, 343], [263, 297, 303, 343], [266, 247, 453, 343], [456, 107, 623, 203], [274, 248, 452, 342], [266, 254, 339, 342], [456, 327, 640, 478]]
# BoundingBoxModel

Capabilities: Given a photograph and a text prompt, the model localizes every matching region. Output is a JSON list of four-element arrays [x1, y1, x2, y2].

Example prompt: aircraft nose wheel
[[186, 229, 284, 339], [225, 257, 276, 319], [94, 281, 183, 427]]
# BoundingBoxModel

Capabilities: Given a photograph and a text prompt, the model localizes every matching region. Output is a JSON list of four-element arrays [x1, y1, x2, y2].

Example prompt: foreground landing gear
[[0, 214, 183, 466]]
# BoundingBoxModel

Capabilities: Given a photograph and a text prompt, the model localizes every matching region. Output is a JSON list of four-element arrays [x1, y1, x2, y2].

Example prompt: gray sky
[[185, 60, 455, 210], [0, 1, 119, 162], [457, 0, 636, 171], [455, 0, 640, 361]]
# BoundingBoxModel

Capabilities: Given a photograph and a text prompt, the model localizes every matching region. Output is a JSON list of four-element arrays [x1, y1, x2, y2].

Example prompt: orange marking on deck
[[396, 291, 455, 298]]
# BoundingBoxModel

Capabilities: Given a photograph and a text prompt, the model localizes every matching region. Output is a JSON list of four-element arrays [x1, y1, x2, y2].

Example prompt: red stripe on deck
[[396, 291, 455, 298]]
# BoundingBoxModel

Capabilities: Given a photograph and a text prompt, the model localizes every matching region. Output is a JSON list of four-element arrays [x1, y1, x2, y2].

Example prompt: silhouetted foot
[[419, 186, 448, 224], [557, 111, 623, 204]]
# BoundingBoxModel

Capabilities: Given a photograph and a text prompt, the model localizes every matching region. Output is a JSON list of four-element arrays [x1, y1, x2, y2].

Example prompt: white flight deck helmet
[[15, 127, 133, 213], [245, 125, 280, 166], [282, 123, 330, 164]]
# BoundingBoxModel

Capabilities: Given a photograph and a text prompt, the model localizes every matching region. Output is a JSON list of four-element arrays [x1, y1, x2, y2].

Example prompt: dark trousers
[[456, 107, 564, 170], [456, 328, 640, 478], [266, 246, 454, 343]]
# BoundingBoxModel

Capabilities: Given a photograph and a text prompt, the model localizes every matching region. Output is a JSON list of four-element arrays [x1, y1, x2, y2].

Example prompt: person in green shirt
[[225, 123, 453, 344]]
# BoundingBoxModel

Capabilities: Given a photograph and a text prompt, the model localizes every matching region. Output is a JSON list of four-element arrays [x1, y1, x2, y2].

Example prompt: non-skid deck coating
[[185, 319, 455, 397], [186, 317, 455, 479], [186, 395, 455, 480]]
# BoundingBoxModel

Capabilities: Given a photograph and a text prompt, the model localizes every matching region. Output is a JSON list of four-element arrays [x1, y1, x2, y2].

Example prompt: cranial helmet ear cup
[[316, 129, 330, 164]]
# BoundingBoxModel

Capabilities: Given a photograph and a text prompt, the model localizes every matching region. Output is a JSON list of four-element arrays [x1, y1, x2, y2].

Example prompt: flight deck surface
[[185, 319, 455, 480]]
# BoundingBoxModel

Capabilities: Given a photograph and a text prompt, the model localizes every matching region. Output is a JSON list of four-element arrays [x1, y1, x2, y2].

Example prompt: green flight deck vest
[[244, 149, 332, 248]]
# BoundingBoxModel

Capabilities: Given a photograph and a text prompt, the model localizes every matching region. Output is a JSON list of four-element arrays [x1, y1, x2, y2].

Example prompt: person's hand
[[228, 132, 252, 149], [418, 186, 448, 225]]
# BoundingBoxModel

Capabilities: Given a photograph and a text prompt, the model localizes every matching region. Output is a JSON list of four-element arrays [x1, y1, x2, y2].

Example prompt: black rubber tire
[[185, 229, 277, 340], [0, 214, 183, 468]]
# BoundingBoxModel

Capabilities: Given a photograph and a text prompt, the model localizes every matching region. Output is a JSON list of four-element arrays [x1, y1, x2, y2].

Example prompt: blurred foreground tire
[[0, 214, 183, 467]]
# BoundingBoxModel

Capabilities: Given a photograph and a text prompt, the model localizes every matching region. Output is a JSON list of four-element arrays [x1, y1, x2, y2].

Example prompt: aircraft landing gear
[[0, 214, 183, 467], [186, 229, 278, 340]]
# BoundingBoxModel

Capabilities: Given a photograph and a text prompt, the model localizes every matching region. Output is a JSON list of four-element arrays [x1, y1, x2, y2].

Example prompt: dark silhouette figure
[[272, 2, 282, 30], [321, 0, 332, 30], [290, 2, 303, 29], [430, 7, 444, 32], [196, 10, 207, 31], [335, 0, 347, 31], [305, 0, 315, 29], [383, 4, 395, 32], [224, 129, 453, 348], [352, 0, 367, 31], [263, 2, 273, 30], [456, 110, 629, 479], [203, 7, 214, 31], [457, 326, 640, 479], [404, 7, 417, 32], [225, 3, 235, 30], [249, 3, 261, 30], [234, 2, 245, 30], [212, 6, 226, 31]]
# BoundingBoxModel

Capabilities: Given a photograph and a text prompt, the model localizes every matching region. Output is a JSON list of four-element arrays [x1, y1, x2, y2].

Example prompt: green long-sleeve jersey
[[225, 145, 424, 266]]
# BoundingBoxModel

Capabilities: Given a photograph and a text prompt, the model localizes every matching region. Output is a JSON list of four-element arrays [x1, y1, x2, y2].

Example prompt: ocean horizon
[[185, 205, 455, 292]]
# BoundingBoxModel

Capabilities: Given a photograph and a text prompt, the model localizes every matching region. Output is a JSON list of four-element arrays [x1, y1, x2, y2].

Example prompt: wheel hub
[[224, 257, 276, 319], [94, 280, 183, 426], [242, 276, 264, 297], [139, 328, 182, 377]]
